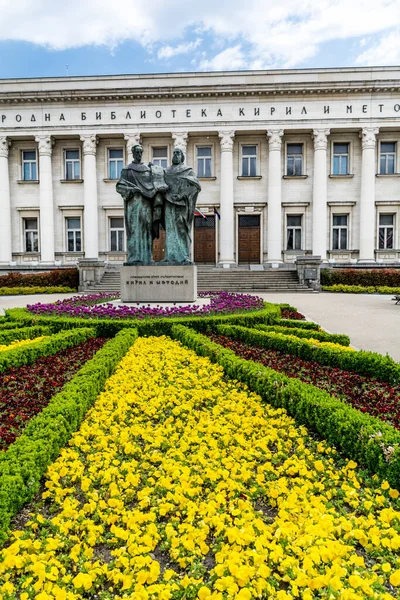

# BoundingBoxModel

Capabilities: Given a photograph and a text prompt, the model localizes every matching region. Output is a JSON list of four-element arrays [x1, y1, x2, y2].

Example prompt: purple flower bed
[[27, 291, 264, 319]]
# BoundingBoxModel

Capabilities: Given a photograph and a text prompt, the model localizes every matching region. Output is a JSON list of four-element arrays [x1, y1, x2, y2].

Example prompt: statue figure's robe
[[163, 164, 201, 264], [116, 162, 167, 264]]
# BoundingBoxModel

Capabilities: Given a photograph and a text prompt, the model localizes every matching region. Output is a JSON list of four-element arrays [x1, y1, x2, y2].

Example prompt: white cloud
[[355, 29, 400, 65], [157, 39, 201, 60], [0, 0, 399, 69]]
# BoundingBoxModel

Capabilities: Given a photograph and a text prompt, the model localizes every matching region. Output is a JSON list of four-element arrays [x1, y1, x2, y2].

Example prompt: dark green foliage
[[0, 328, 137, 544], [215, 324, 400, 386], [255, 324, 350, 346], [171, 324, 400, 489], [0, 326, 53, 346], [321, 268, 400, 287], [0, 269, 79, 289]]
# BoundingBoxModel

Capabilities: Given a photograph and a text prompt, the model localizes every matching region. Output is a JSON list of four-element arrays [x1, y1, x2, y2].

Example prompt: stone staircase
[[89, 266, 313, 294]]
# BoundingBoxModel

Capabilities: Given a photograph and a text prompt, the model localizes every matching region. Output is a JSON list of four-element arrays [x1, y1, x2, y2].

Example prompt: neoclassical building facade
[[0, 66, 399, 269]]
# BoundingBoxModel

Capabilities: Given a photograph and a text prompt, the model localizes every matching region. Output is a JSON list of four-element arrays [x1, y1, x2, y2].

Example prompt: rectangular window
[[332, 143, 349, 175], [241, 145, 257, 177], [332, 215, 348, 250], [24, 218, 39, 252], [64, 149, 80, 180], [66, 217, 82, 252], [380, 142, 396, 175], [152, 147, 168, 168], [108, 148, 124, 179], [110, 217, 125, 252], [379, 214, 394, 249], [197, 146, 212, 178], [22, 150, 37, 181], [286, 215, 302, 250], [286, 144, 303, 176]]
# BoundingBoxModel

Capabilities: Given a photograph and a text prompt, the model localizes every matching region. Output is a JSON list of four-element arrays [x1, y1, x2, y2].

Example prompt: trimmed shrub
[[276, 318, 321, 330], [0, 327, 96, 373], [323, 284, 400, 294], [0, 286, 76, 295], [0, 328, 137, 543], [0, 326, 52, 346], [215, 324, 400, 385], [255, 324, 350, 346], [171, 324, 400, 489], [0, 269, 79, 290], [321, 268, 400, 287]]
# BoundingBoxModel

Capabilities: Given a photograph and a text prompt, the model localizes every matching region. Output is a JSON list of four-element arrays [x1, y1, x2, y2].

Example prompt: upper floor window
[[286, 215, 302, 250], [64, 149, 80, 180], [152, 147, 168, 168], [332, 143, 349, 175], [286, 144, 303, 176], [197, 146, 212, 178], [22, 150, 37, 181], [24, 218, 39, 252], [241, 145, 257, 177], [332, 214, 348, 250], [109, 217, 125, 252], [66, 217, 82, 252], [108, 148, 124, 179], [380, 142, 396, 175], [379, 214, 394, 249]]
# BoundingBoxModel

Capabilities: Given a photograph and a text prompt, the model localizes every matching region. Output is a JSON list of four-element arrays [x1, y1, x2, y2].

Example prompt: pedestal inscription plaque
[[121, 265, 197, 302]]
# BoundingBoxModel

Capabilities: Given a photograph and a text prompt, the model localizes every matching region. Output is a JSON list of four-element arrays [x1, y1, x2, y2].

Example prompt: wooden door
[[194, 215, 216, 263], [238, 215, 260, 263], [152, 227, 166, 262]]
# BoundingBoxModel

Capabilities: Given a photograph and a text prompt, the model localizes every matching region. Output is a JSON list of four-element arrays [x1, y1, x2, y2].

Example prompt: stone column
[[172, 131, 188, 154], [35, 135, 55, 263], [0, 137, 12, 263], [218, 131, 235, 267], [80, 134, 99, 259], [359, 127, 379, 262], [312, 129, 330, 260], [267, 129, 284, 263], [124, 131, 141, 164]]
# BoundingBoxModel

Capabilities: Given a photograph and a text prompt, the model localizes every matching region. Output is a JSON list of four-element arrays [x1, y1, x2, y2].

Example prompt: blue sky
[[0, 1, 399, 79]]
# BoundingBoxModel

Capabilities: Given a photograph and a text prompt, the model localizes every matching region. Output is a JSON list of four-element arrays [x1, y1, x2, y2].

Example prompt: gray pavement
[[259, 292, 400, 362], [0, 291, 398, 362]]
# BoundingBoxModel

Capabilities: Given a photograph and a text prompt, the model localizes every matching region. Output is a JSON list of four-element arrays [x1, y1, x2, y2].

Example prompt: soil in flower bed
[[0, 336, 107, 450], [209, 333, 400, 430]]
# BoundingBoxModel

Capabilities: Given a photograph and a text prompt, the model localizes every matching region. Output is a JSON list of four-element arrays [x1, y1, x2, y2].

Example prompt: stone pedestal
[[121, 265, 197, 302], [78, 259, 105, 291], [295, 255, 323, 291]]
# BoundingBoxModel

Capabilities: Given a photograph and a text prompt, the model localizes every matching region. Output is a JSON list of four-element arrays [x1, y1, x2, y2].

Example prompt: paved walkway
[[0, 291, 398, 362], [259, 292, 400, 362]]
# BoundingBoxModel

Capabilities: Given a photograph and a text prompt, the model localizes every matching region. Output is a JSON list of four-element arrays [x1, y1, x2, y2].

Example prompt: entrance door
[[238, 214, 261, 263], [194, 215, 216, 263], [153, 227, 166, 262]]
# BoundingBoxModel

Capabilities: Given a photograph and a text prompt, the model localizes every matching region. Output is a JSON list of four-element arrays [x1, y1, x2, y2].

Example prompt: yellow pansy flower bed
[[0, 336, 47, 352], [277, 332, 355, 352], [1, 336, 400, 600]]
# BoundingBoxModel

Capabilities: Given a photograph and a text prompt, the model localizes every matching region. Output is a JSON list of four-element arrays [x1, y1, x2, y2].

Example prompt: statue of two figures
[[116, 145, 201, 265]]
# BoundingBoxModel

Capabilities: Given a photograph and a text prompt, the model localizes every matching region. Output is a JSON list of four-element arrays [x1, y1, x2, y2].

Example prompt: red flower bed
[[0, 337, 107, 450], [208, 333, 400, 430], [280, 308, 305, 320]]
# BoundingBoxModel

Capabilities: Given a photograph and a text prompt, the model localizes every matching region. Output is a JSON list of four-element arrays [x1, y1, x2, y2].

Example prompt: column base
[[266, 259, 283, 268], [219, 261, 236, 269]]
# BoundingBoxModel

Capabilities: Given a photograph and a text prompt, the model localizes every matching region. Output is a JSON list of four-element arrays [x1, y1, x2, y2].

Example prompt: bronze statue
[[116, 144, 167, 264]]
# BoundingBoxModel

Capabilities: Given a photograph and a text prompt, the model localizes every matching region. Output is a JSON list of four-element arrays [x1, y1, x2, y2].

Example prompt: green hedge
[[0, 327, 96, 373], [0, 268, 78, 289], [0, 328, 138, 544], [0, 320, 34, 331], [321, 268, 400, 287], [323, 284, 400, 294], [0, 326, 53, 346], [254, 324, 350, 346], [0, 286, 76, 295], [5, 304, 280, 337], [171, 324, 400, 489], [275, 318, 321, 330], [214, 324, 400, 385]]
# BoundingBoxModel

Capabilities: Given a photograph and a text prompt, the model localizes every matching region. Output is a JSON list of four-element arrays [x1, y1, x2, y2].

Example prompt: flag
[[213, 206, 221, 220], [194, 208, 207, 219]]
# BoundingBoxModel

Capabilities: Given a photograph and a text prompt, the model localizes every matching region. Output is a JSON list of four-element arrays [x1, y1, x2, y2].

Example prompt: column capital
[[360, 127, 379, 150], [0, 136, 10, 159], [267, 129, 284, 151], [80, 134, 98, 155], [219, 130, 235, 152], [124, 131, 141, 148], [312, 129, 330, 151], [35, 135, 53, 156], [172, 131, 188, 153]]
